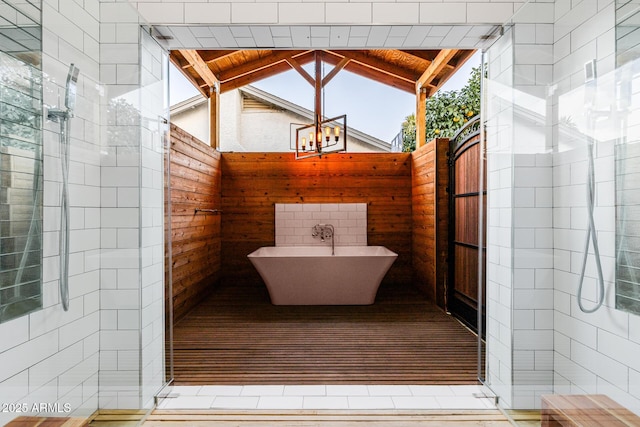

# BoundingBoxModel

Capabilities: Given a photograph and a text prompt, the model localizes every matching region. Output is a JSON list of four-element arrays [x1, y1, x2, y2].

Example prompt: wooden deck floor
[[172, 281, 483, 385]]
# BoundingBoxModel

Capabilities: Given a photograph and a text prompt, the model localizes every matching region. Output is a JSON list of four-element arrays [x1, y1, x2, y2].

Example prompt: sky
[[169, 51, 481, 143]]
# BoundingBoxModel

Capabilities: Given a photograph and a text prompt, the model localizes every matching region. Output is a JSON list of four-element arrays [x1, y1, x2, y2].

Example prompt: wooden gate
[[448, 117, 486, 336]]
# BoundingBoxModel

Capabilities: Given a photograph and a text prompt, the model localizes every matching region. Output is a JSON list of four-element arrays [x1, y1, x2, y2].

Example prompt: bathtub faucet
[[312, 224, 335, 255]]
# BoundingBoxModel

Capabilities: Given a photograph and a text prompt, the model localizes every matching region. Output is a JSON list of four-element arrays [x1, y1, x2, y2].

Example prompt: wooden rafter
[[200, 50, 238, 64], [322, 57, 350, 87], [220, 61, 294, 93], [286, 57, 315, 86], [320, 50, 415, 93], [337, 50, 422, 82], [169, 51, 209, 98], [399, 50, 439, 62], [172, 47, 476, 99], [346, 62, 415, 93], [180, 49, 219, 90], [417, 49, 458, 96], [217, 50, 310, 86]]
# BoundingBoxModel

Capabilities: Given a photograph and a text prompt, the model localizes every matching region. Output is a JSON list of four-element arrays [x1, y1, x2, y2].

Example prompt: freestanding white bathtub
[[247, 245, 397, 305]]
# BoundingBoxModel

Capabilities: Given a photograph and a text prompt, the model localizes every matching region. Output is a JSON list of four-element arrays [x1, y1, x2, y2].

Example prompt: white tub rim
[[247, 245, 397, 258]]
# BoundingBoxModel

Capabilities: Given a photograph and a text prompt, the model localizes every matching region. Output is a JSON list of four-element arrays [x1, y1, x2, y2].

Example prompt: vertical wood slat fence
[[411, 138, 450, 307]]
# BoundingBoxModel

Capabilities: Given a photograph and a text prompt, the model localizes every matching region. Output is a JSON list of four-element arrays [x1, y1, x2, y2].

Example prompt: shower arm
[[47, 108, 72, 121]]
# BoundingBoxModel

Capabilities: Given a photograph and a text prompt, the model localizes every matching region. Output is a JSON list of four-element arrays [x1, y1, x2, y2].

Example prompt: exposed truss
[[170, 48, 475, 98]]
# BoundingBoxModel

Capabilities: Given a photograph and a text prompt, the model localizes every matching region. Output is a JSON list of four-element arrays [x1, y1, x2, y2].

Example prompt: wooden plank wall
[[411, 138, 449, 308], [220, 152, 412, 287], [168, 124, 222, 322]]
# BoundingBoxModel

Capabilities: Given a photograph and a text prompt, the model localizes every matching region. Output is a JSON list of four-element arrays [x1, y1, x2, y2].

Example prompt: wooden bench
[[542, 394, 640, 426]]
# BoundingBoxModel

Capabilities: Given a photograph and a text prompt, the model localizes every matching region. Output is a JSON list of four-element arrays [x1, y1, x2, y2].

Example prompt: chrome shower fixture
[[65, 63, 79, 112], [48, 63, 80, 312], [312, 223, 335, 255], [48, 63, 79, 121]]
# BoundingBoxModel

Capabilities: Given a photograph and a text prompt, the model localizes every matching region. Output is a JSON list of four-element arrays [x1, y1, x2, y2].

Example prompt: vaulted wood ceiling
[[170, 49, 476, 98]]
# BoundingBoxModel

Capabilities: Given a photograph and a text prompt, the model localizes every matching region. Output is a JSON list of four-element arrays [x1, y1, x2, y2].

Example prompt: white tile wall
[[97, 5, 168, 409], [274, 203, 367, 247], [132, 0, 527, 27], [484, 0, 640, 415], [485, 7, 557, 408], [155, 24, 508, 51], [0, 0, 103, 421], [97, 0, 142, 411], [549, 0, 640, 415]]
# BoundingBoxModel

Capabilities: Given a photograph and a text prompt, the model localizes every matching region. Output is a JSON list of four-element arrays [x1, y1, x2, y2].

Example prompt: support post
[[315, 52, 322, 126], [416, 85, 427, 148], [209, 85, 219, 149]]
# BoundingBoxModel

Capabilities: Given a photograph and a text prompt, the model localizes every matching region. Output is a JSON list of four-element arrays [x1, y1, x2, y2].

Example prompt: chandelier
[[291, 52, 347, 160]]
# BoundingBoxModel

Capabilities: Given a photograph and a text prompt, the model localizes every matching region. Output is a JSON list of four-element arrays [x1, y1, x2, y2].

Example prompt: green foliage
[[402, 114, 416, 152], [402, 65, 482, 152]]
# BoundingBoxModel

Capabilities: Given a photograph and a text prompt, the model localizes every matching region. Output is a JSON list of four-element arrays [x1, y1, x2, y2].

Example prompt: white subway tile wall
[[548, 0, 640, 414], [485, 7, 559, 407], [98, 12, 168, 410], [483, 0, 640, 414], [97, 0, 145, 411], [275, 203, 367, 247], [0, 0, 102, 421], [132, 2, 527, 27]]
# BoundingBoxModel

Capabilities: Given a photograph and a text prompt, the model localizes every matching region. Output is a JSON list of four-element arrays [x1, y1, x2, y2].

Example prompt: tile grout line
[[157, 385, 495, 411]]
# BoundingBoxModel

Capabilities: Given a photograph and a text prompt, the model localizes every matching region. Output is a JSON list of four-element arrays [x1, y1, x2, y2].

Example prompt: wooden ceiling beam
[[286, 57, 315, 86], [218, 50, 311, 83], [417, 49, 458, 95], [320, 50, 415, 92], [169, 51, 209, 98], [426, 49, 477, 95], [322, 57, 350, 87], [220, 61, 295, 93], [336, 50, 420, 82], [179, 49, 219, 91], [207, 50, 270, 76], [175, 48, 474, 99], [343, 61, 415, 93], [398, 50, 439, 62], [200, 50, 238, 64]]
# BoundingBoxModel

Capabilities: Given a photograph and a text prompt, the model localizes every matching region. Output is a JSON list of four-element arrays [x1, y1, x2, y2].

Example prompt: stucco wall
[[172, 90, 387, 152]]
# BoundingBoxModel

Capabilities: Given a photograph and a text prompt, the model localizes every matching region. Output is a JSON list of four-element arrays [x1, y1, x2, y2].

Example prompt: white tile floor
[[157, 385, 497, 410]]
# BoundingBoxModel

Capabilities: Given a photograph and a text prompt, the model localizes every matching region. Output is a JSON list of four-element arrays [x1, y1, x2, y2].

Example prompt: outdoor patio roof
[[170, 49, 476, 98]]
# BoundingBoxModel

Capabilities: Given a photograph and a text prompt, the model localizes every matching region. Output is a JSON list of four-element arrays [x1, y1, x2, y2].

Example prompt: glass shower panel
[[616, 0, 640, 315], [482, 0, 640, 424], [0, 0, 43, 323], [139, 27, 170, 408], [483, 23, 516, 412]]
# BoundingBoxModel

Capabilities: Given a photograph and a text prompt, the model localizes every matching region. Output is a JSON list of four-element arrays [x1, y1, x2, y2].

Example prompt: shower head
[[64, 64, 79, 113]]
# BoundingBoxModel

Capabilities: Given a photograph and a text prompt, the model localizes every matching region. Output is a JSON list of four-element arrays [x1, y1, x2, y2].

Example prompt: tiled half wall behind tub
[[275, 203, 367, 247]]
